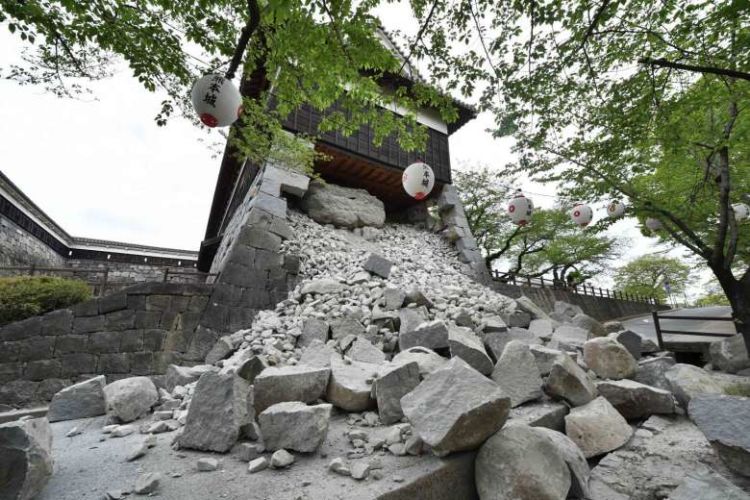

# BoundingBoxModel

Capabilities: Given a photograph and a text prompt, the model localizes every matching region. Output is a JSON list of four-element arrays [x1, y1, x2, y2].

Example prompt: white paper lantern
[[191, 74, 242, 128], [645, 217, 663, 231], [570, 202, 593, 227], [606, 200, 626, 219], [402, 162, 435, 200], [732, 203, 750, 222], [508, 191, 534, 225]]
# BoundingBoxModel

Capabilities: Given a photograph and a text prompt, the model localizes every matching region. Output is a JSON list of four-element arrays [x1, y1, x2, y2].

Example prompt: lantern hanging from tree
[[402, 161, 435, 200], [645, 217, 663, 231], [191, 74, 243, 128], [508, 190, 534, 225], [570, 202, 593, 227], [732, 203, 750, 222], [606, 200, 626, 219]]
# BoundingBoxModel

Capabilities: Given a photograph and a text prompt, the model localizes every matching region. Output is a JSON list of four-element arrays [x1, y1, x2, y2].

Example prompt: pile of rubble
[[3, 207, 750, 500]]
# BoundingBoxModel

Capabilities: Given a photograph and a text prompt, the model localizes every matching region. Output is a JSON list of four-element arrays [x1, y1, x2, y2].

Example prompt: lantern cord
[[225, 0, 261, 80]]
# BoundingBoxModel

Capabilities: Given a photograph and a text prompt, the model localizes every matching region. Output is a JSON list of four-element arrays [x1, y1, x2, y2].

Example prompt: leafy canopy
[[613, 254, 691, 302]]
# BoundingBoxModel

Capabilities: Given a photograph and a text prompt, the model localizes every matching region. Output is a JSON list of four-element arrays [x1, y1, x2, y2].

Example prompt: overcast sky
[[0, 13, 710, 298]]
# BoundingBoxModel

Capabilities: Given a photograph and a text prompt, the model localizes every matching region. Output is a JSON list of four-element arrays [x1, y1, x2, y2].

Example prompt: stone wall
[[0, 282, 212, 406], [199, 162, 309, 339], [490, 282, 667, 321], [0, 213, 65, 268], [435, 185, 491, 283], [66, 260, 206, 286]]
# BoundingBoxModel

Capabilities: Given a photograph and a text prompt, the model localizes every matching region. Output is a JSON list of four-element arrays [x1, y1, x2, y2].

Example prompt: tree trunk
[[712, 267, 750, 358]]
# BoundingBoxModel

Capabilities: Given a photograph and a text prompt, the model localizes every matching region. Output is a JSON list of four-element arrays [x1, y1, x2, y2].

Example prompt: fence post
[[606, 289, 610, 298], [540, 276, 545, 288], [598, 287, 603, 297], [29, 264, 36, 276], [652, 311, 664, 350], [163, 268, 170, 283], [526, 276, 532, 287]]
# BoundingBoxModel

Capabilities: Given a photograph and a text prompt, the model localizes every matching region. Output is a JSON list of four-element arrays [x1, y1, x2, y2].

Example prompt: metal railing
[[651, 311, 736, 349], [0, 265, 217, 297], [491, 270, 659, 305]]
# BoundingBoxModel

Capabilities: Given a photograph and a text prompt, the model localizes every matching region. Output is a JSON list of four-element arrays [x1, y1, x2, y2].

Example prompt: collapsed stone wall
[[65, 260, 205, 285], [0, 213, 65, 268], [0, 283, 212, 406], [491, 282, 666, 322]]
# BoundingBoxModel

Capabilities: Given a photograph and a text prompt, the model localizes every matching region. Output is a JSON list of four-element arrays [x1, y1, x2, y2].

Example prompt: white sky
[[0, 11, 713, 299]]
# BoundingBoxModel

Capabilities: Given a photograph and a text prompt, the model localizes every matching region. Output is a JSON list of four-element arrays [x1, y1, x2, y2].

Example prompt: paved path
[[623, 306, 735, 347]]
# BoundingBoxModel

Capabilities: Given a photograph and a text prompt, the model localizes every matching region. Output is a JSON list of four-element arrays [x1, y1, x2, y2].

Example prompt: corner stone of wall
[[435, 185, 491, 283], [0, 282, 213, 407], [197, 164, 310, 357]]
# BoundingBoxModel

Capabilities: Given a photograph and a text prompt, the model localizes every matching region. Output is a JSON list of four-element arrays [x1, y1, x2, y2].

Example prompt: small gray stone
[[330, 317, 365, 340], [270, 449, 295, 468], [397, 307, 428, 336], [126, 442, 148, 462], [350, 461, 370, 480], [484, 327, 541, 361], [529, 345, 565, 376], [549, 324, 589, 350], [248, 457, 269, 473], [298, 340, 337, 368], [382, 287, 406, 311], [363, 253, 393, 278], [571, 313, 606, 337], [236, 356, 269, 384], [503, 310, 531, 328], [301, 278, 345, 296], [134, 472, 161, 495], [508, 400, 569, 432], [197, 457, 219, 471], [528, 319, 554, 340]]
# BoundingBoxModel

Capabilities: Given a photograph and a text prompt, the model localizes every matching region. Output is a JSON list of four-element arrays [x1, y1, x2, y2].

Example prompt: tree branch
[[580, 0, 611, 50], [639, 57, 750, 82]]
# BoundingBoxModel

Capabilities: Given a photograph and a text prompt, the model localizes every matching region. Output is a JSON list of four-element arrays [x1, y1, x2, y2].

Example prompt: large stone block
[[103, 376, 158, 423], [258, 402, 332, 452], [491, 340, 543, 407], [399, 320, 449, 352], [543, 354, 597, 407], [89, 331, 123, 354], [373, 361, 421, 425], [565, 396, 633, 458], [0, 317, 42, 342], [326, 357, 379, 412], [0, 417, 53, 500], [24, 359, 62, 381], [40, 309, 73, 336], [583, 336, 637, 380], [300, 181, 386, 228], [448, 326, 493, 375], [253, 364, 330, 414], [596, 379, 675, 420], [688, 394, 750, 477], [401, 357, 510, 456], [48, 375, 106, 422], [17, 337, 54, 362], [178, 372, 252, 453], [59, 353, 96, 377], [665, 363, 723, 409], [476, 424, 590, 500], [709, 334, 750, 374]]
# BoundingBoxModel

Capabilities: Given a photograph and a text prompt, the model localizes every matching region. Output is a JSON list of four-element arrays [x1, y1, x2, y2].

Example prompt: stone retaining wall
[[490, 282, 667, 321], [0, 283, 212, 406]]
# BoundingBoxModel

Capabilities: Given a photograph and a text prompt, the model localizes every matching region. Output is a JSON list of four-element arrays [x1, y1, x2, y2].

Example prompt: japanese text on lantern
[[203, 75, 225, 108]]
